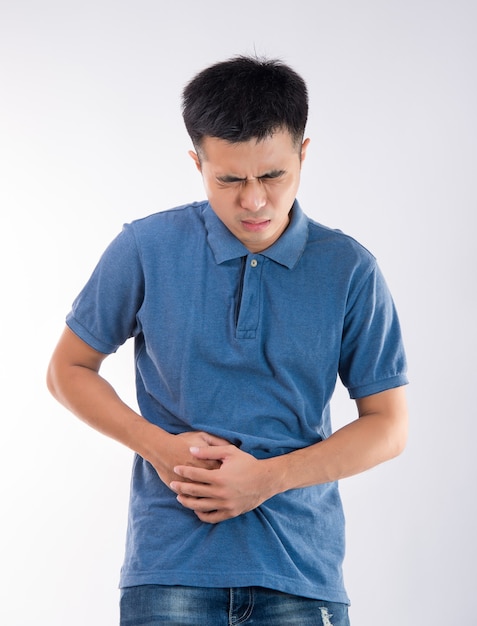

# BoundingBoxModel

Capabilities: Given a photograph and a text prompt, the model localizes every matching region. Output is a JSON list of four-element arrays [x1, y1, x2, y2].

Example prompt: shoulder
[[303, 216, 377, 283], [307, 217, 375, 258], [128, 200, 208, 238], [114, 201, 209, 261]]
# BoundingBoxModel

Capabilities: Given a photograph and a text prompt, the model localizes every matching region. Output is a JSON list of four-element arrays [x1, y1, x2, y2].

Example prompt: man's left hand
[[170, 444, 278, 523]]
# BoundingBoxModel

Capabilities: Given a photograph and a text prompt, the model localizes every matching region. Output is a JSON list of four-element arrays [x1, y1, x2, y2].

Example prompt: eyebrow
[[216, 169, 286, 184]]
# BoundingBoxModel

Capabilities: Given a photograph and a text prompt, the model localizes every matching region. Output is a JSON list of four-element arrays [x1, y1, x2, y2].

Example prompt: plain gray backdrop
[[1, 1, 476, 624]]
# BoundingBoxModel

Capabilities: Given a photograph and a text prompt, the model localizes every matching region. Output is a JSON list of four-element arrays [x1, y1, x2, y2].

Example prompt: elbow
[[46, 360, 59, 399], [46, 357, 65, 402], [358, 386, 409, 462], [391, 433, 407, 460], [388, 409, 409, 459]]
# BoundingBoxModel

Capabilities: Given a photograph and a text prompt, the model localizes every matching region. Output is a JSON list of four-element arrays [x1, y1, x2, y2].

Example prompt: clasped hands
[[157, 431, 278, 524]]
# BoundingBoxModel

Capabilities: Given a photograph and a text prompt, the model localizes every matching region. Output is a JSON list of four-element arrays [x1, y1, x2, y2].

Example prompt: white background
[[1, 1, 476, 624]]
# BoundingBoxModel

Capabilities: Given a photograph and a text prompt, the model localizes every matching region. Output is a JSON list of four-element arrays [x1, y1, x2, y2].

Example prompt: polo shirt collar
[[203, 200, 308, 270]]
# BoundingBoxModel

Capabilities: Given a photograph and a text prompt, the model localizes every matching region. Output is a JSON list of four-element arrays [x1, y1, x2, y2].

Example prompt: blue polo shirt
[[66, 200, 407, 604]]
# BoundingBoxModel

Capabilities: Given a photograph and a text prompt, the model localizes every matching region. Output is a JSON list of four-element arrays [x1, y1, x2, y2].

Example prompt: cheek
[[211, 188, 238, 208], [270, 184, 296, 207]]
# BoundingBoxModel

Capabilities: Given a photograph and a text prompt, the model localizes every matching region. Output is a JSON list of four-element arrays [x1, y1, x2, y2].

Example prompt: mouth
[[241, 219, 271, 233]]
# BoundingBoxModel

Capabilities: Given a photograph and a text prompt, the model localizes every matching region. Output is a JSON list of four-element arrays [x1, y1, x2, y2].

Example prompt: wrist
[[260, 455, 291, 499], [125, 416, 171, 466]]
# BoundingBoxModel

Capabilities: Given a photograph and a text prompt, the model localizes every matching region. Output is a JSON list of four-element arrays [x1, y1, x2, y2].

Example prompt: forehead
[[199, 131, 299, 170]]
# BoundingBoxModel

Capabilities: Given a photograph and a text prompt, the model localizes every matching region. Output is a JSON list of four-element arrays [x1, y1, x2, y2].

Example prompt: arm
[[170, 386, 408, 523], [46, 326, 228, 486]]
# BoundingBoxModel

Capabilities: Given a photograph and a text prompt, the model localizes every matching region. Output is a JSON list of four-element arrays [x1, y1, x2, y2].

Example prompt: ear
[[300, 138, 311, 164], [188, 150, 202, 173]]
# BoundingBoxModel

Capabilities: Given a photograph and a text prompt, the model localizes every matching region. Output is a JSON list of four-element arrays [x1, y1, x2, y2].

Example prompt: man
[[47, 56, 408, 625]]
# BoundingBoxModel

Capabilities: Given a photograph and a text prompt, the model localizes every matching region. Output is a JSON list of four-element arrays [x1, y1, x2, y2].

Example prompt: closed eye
[[216, 170, 286, 185], [216, 175, 245, 184], [258, 170, 286, 180]]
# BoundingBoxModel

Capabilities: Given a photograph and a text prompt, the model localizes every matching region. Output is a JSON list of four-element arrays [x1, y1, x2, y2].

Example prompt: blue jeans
[[120, 585, 350, 625]]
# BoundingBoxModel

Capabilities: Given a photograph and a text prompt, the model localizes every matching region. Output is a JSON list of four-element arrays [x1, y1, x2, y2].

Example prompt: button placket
[[235, 255, 263, 339]]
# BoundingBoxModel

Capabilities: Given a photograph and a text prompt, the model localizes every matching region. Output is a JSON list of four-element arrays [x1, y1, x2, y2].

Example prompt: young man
[[47, 56, 408, 625]]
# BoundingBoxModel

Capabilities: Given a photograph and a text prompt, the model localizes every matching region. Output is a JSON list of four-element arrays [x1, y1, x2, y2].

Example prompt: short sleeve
[[66, 224, 144, 354], [339, 262, 408, 399]]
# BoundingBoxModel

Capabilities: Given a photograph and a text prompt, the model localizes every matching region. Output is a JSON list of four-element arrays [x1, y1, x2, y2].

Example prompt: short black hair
[[182, 55, 308, 153]]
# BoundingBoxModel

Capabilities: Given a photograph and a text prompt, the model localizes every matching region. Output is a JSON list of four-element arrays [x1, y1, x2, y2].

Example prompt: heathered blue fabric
[[66, 200, 408, 604]]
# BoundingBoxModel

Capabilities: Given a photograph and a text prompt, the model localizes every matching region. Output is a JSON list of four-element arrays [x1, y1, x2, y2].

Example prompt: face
[[190, 130, 310, 253]]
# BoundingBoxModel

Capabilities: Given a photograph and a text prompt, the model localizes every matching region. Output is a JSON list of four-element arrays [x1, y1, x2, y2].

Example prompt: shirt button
[[250, 259, 258, 268]]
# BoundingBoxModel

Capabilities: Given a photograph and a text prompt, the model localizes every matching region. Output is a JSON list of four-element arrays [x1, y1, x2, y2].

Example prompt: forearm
[[46, 327, 230, 484], [47, 360, 169, 464], [267, 406, 408, 494], [170, 387, 408, 523]]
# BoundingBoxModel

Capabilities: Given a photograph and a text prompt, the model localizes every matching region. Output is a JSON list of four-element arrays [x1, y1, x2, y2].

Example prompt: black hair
[[182, 55, 308, 153]]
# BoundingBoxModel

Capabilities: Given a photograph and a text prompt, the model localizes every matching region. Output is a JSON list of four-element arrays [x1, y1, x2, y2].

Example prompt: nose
[[239, 179, 267, 212]]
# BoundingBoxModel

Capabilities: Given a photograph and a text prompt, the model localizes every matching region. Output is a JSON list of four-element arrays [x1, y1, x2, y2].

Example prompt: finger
[[183, 458, 222, 471], [170, 478, 213, 496], [195, 509, 231, 524], [189, 445, 232, 460], [175, 491, 234, 522], [176, 494, 218, 511], [172, 464, 217, 484], [201, 433, 231, 446]]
